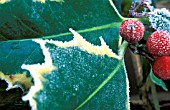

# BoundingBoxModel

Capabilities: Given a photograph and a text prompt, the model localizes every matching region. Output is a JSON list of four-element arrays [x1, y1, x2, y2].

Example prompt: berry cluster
[[119, 19, 170, 80]]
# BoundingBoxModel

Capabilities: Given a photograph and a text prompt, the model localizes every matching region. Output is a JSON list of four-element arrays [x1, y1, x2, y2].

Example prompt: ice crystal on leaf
[[132, 0, 151, 4], [149, 8, 170, 32]]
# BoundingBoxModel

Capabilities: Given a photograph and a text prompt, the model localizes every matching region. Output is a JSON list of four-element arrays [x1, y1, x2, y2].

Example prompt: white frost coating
[[21, 28, 120, 110], [21, 69, 41, 110], [46, 28, 120, 59], [123, 62, 130, 110], [21, 40, 56, 110], [33, 40, 52, 64], [149, 8, 170, 32], [0, 77, 13, 90], [1, 78, 22, 91], [0, 72, 32, 91], [126, 76, 130, 110]]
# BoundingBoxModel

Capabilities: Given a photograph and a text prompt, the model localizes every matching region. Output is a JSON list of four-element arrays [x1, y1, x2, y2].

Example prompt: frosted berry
[[119, 19, 144, 43], [152, 56, 170, 80], [146, 30, 170, 56]]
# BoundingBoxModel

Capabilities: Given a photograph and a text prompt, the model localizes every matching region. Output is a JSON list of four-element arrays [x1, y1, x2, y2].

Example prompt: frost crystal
[[149, 8, 170, 32], [132, 0, 152, 4]]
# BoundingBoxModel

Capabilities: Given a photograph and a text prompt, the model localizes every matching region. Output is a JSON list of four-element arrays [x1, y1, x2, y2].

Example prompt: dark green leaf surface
[[21, 36, 129, 110], [0, 0, 129, 110], [34, 45, 128, 110], [113, 0, 122, 13], [0, 0, 123, 73], [0, 0, 122, 41], [150, 71, 168, 91]]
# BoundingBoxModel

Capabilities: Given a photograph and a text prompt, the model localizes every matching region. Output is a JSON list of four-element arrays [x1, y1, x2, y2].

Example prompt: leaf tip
[[0, 71, 32, 91]]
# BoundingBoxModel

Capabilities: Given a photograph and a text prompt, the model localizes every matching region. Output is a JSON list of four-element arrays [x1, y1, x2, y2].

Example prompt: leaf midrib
[[1, 22, 122, 43], [75, 41, 128, 110]]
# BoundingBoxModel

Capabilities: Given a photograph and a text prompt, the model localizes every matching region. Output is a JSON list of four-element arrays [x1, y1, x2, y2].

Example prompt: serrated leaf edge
[[46, 28, 121, 59], [21, 39, 56, 110], [0, 71, 32, 91], [75, 41, 129, 109], [21, 28, 122, 110]]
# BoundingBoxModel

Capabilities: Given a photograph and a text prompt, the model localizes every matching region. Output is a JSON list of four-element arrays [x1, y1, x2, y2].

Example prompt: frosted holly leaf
[[149, 8, 170, 32], [21, 29, 129, 110], [0, 0, 130, 110]]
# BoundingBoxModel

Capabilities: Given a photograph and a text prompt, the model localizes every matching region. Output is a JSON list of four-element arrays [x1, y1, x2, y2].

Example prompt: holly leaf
[[0, 0, 130, 109], [150, 71, 168, 91]]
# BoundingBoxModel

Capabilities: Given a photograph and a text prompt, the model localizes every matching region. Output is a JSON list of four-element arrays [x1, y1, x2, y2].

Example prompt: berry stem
[[118, 36, 123, 48], [118, 41, 129, 58], [129, 44, 154, 62]]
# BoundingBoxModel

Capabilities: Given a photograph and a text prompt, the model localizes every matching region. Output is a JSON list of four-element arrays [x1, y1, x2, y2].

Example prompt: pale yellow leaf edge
[[20, 28, 125, 110], [0, 71, 33, 91]]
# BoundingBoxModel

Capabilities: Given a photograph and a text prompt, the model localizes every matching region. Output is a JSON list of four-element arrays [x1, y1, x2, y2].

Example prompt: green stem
[[47, 23, 121, 39], [150, 78, 160, 110], [118, 41, 129, 57], [75, 41, 128, 110], [147, 75, 160, 110]]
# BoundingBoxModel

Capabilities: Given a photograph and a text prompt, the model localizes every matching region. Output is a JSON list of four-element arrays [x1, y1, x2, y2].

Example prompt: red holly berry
[[119, 19, 144, 43], [152, 56, 170, 80], [146, 30, 170, 56]]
